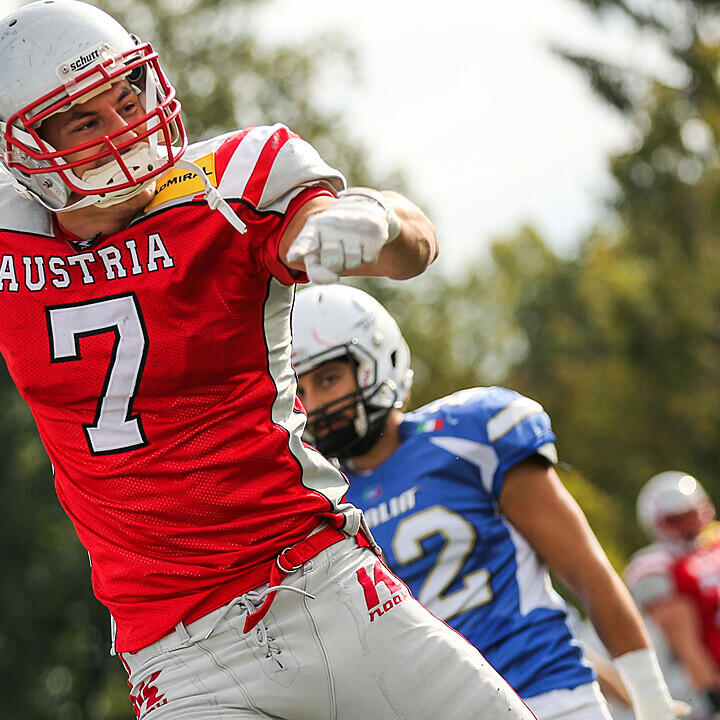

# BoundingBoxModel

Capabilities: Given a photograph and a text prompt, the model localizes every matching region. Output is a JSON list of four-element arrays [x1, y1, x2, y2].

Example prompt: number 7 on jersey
[[46, 293, 149, 455]]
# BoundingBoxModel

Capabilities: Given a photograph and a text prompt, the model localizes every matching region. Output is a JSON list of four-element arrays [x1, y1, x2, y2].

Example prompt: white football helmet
[[0, 0, 186, 211], [292, 284, 413, 459], [637, 471, 715, 542]]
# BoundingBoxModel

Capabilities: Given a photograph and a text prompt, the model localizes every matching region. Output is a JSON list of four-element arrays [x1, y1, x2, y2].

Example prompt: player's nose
[[104, 109, 139, 148]]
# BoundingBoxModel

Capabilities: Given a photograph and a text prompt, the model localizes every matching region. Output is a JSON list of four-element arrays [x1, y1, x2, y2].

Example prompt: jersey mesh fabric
[[0, 126, 351, 652]]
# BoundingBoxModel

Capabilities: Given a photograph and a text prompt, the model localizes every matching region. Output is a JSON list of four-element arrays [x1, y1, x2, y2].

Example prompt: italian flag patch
[[417, 418, 444, 433]]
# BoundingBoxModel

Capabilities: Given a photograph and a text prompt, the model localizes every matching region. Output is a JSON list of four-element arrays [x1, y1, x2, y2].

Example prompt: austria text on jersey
[[0, 233, 174, 291]]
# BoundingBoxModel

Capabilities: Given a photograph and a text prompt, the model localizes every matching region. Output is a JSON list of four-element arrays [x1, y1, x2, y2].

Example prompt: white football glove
[[614, 648, 685, 720], [286, 187, 402, 284]]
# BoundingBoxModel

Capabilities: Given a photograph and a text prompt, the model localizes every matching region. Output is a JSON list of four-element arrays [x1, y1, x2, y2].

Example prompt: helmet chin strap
[[353, 401, 368, 436], [57, 62, 170, 212], [173, 157, 247, 235], [306, 390, 392, 462], [3, 171, 37, 203]]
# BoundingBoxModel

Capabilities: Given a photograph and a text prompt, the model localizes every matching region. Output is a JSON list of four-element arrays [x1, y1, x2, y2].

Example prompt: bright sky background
[[5, 0, 677, 273], [254, 0, 677, 273]]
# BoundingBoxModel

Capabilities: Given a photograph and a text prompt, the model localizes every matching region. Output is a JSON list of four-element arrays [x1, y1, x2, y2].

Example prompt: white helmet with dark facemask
[[292, 284, 413, 460], [637, 470, 715, 544], [0, 0, 186, 211]]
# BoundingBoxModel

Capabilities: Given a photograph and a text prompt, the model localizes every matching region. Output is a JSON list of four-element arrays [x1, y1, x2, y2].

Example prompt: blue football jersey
[[344, 387, 595, 699]]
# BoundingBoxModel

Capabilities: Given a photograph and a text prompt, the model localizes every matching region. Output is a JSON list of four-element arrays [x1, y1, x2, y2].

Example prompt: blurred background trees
[[374, 0, 720, 550], [6, 0, 720, 715]]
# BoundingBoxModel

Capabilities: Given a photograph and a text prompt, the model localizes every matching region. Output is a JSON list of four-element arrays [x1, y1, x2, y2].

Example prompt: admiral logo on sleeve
[[145, 152, 217, 210]]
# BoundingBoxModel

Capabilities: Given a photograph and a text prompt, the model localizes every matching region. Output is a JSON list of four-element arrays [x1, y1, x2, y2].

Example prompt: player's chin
[[134, 184, 156, 207], [108, 184, 155, 212], [64, 183, 155, 210]]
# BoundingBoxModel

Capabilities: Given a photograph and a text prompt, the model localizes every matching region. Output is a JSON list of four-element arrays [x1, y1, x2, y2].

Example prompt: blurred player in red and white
[[626, 471, 720, 717], [0, 1, 538, 718]]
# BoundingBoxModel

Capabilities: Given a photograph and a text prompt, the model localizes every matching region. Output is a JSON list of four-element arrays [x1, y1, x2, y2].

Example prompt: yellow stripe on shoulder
[[145, 152, 217, 210], [697, 521, 720, 549]]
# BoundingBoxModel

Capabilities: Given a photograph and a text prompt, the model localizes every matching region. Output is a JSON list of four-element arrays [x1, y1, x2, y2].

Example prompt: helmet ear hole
[[390, 350, 397, 368]]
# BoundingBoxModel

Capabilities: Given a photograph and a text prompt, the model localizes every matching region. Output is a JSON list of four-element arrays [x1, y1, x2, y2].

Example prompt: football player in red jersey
[[626, 471, 720, 717], [0, 2, 536, 718]]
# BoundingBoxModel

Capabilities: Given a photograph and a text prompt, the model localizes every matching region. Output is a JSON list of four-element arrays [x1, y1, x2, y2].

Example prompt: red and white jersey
[[626, 527, 720, 664], [624, 542, 679, 610], [0, 124, 353, 652]]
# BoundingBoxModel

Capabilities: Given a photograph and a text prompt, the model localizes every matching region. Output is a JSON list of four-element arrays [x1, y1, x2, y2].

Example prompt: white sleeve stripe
[[537, 442, 558, 464], [216, 124, 287, 199], [486, 397, 544, 443], [429, 436, 498, 495], [264, 280, 349, 506]]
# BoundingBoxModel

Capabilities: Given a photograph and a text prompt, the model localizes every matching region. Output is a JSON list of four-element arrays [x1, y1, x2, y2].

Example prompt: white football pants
[[524, 682, 614, 720], [120, 537, 535, 719]]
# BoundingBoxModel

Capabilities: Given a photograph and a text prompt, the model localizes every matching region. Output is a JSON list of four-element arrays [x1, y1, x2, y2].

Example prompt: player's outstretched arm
[[279, 190, 437, 283], [647, 595, 720, 703], [499, 458, 680, 720]]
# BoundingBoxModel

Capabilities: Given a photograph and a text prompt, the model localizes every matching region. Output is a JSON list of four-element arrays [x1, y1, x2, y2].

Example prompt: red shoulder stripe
[[214, 128, 254, 185], [242, 126, 298, 207]]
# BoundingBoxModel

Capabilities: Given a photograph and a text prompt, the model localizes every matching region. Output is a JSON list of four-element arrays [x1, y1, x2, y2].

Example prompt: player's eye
[[120, 101, 140, 115], [320, 373, 339, 387], [73, 119, 97, 133]]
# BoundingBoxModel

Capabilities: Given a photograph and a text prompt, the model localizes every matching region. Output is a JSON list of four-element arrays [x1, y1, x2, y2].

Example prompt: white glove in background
[[614, 648, 681, 720], [287, 187, 402, 284]]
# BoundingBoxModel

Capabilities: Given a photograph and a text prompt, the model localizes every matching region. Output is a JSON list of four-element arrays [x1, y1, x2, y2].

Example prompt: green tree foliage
[[0, 364, 117, 720], [495, 31, 720, 548], [0, 1, 395, 717], [357, 9, 720, 560], [101, 0, 394, 187], [559, 0, 720, 114], [356, 257, 530, 409]]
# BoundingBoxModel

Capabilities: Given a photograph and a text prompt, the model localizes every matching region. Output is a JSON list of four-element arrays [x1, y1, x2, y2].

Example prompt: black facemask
[[303, 383, 392, 461]]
